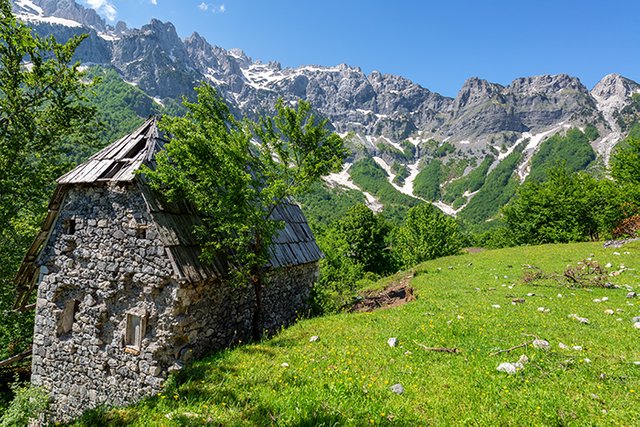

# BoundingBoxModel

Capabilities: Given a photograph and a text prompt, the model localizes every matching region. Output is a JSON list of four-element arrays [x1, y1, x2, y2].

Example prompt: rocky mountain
[[10, 0, 640, 223]]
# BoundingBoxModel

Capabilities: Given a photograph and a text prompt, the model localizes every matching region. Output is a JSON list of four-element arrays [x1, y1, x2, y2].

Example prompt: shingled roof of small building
[[15, 118, 322, 292]]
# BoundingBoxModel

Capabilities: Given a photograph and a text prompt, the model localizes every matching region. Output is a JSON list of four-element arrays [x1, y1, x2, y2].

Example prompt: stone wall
[[30, 182, 319, 423], [32, 183, 179, 422]]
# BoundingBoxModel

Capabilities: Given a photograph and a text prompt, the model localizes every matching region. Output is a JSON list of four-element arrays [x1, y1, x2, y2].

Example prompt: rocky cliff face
[[11, 0, 640, 215]]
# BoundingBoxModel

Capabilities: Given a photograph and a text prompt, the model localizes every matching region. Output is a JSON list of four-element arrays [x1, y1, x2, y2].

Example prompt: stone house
[[14, 118, 322, 422]]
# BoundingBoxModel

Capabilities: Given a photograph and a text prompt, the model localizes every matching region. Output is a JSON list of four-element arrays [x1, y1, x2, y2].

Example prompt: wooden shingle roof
[[15, 118, 322, 290]]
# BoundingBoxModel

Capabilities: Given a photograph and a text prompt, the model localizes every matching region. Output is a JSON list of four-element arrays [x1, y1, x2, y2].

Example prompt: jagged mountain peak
[[591, 73, 640, 102], [12, 0, 107, 32], [453, 77, 504, 109], [508, 74, 587, 96]]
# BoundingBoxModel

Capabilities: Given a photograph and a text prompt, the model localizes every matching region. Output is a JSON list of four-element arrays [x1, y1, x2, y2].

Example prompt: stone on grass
[[604, 309, 614, 315], [518, 354, 529, 365], [537, 307, 550, 313], [387, 337, 398, 348], [572, 346, 583, 351], [558, 342, 569, 349], [583, 358, 592, 363], [497, 362, 523, 374], [532, 339, 550, 350], [593, 298, 602, 303], [390, 383, 404, 394], [309, 335, 320, 343], [281, 362, 289, 368], [568, 314, 590, 324], [627, 292, 638, 299], [633, 322, 640, 330], [632, 316, 640, 323], [492, 304, 501, 309]]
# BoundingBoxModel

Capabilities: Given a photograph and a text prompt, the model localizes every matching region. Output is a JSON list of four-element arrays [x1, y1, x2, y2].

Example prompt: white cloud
[[150, 0, 157, 5], [83, 0, 117, 21], [198, 2, 225, 14]]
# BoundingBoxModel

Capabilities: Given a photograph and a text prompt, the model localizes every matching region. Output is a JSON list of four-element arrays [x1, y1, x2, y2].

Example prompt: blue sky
[[83, 0, 640, 98]]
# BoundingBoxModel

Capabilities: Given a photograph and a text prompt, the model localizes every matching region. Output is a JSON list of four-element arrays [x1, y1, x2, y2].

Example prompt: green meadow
[[76, 241, 640, 426]]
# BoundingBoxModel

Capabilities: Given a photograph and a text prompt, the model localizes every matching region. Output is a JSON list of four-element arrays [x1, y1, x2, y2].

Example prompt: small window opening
[[58, 299, 80, 335], [124, 313, 146, 351], [135, 225, 148, 239], [63, 218, 75, 235]]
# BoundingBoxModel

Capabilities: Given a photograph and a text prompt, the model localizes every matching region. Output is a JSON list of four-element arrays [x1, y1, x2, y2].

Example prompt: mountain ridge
[[11, 0, 640, 222]]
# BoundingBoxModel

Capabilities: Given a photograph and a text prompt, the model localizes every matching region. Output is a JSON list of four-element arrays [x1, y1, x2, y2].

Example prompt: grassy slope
[[76, 241, 640, 426]]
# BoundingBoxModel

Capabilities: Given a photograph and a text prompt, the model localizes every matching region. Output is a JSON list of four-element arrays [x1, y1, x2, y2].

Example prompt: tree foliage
[[502, 166, 626, 245], [611, 137, 640, 186], [393, 203, 463, 268], [314, 204, 393, 313], [143, 84, 346, 336], [0, 0, 98, 360]]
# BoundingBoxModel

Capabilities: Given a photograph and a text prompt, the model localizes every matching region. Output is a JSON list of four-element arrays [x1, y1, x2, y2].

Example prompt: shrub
[[0, 383, 49, 427], [393, 203, 463, 268]]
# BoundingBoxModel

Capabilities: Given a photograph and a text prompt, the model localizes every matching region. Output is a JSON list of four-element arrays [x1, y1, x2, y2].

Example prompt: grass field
[[76, 241, 640, 426]]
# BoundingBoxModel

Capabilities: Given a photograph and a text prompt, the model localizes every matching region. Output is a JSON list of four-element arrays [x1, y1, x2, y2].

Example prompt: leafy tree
[[393, 203, 462, 268], [313, 204, 393, 314], [143, 84, 346, 338], [0, 0, 98, 360], [502, 166, 625, 245], [611, 137, 640, 186]]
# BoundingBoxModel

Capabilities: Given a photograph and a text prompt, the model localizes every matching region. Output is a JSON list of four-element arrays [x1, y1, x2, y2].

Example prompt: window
[[63, 218, 75, 235], [124, 313, 146, 350], [59, 299, 79, 335]]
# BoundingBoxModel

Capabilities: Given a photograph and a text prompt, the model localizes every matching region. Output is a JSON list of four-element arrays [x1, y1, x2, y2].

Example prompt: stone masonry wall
[[173, 261, 318, 361], [31, 183, 180, 423], [30, 182, 319, 423]]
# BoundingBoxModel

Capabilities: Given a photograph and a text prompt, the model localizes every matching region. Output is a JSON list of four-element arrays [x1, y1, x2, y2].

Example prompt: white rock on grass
[[627, 292, 638, 298], [537, 307, 550, 313], [387, 337, 398, 348], [593, 299, 602, 303], [632, 316, 640, 323], [572, 346, 583, 351], [518, 354, 529, 365], [633, 322, 640, 329], [568, 314, 590, 324], [532, 339, 550, 350], [492, 304, 501, 309], [604, 309, 614, 315], [602, 297, 609, 302], [605, 263, 613, 268], [559, 342, 569, 349], [390, 383, 404, 394], [497, 362, 524, 374], [309, 335, 320, 342], [281, 362, 289, 368]]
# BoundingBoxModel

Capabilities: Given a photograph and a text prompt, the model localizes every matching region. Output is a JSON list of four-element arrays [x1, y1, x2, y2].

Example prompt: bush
[[0, 383, 48, 427], [393, 203, 463, 268]]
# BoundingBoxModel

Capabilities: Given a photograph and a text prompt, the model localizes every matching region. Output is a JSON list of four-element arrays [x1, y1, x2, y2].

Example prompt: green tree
[[314, 204, 393, 314], [393, 203, 462, 268], [611, 137, 640, 186], [0, 0, 98, 361], [502, 166, 624, 245], [143, 84, 346, 338]]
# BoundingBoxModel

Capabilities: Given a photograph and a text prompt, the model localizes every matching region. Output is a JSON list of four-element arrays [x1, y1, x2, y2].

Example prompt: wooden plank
[[0, 347, 32, 368]]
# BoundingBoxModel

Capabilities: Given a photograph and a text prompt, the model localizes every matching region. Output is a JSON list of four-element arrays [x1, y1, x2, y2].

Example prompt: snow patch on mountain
[[324, 163, 383, 212], [516, 123, 569, 181]]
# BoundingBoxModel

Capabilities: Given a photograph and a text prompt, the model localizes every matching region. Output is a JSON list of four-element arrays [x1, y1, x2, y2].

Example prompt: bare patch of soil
[[352, 273, 415, 312]]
